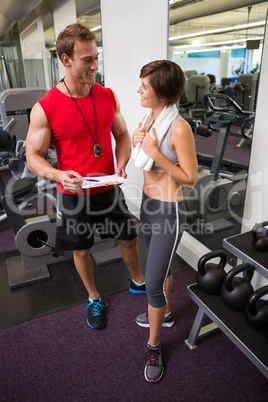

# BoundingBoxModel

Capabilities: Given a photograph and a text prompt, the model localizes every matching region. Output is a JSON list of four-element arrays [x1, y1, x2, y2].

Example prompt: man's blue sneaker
[[129, 280, 146, 294], [86, 298, 108, 329]]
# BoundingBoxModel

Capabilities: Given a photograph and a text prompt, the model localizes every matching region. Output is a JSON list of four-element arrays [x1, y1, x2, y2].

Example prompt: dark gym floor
[[0, 235, 190, 329]]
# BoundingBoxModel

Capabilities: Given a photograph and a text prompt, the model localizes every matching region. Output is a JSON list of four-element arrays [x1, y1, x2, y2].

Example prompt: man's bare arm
[[111, 93, 131, 178], [26, 103, 83, 192]]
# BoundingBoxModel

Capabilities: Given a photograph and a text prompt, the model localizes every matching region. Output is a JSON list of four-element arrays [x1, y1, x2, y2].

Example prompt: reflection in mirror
[[169, 1, 268, 250], [24, 51, 46, 87], [76, 0, 104, 85], [43, 11, 58, 88], [19, 17, 49, 88], [0, 51, 11, 91], [0, 26, 26, 90]]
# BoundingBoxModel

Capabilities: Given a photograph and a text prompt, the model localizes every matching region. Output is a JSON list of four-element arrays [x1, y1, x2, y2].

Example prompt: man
[[26, 23, 145, 330]]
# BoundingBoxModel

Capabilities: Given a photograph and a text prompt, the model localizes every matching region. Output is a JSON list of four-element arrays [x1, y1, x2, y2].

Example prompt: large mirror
[[169, 0, 268, 250], [0, 1, 103, 96], [43, 10, 58, 88]]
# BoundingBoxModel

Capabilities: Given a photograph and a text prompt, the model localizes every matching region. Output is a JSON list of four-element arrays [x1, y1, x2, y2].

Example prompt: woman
[[132, 60, 198, 382]]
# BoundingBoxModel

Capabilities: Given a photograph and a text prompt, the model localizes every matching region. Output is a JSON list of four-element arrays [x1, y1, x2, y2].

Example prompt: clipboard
[[81, 174, 126, 189]]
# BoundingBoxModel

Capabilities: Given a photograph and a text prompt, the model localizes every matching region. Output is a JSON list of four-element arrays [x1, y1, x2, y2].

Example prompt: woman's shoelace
[[145, 348, 160, 367]]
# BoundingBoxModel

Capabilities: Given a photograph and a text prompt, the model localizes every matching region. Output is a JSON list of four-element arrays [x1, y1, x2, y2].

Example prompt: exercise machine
[[0, 162, 70, 289], [195, 102, 253, 175], [0, 126, 69, 289], [236, 74, 258, 112], [184, 92, 254, 233], [179, 75, 210, 120], [0, 88, 47, 146], [0, 125, 57, 223], [235, 74, 258, 147], [213, 74, 257, 114]]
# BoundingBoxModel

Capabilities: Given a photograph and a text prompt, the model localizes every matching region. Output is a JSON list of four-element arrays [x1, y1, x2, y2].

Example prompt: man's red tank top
[[38, 83, 116, 195]]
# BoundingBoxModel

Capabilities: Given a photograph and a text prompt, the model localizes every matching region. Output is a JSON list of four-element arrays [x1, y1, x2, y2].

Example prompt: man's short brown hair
[[56, 23, 95, 61]]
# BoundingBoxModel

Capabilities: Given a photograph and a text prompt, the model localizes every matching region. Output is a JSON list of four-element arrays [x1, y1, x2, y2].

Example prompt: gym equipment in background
[[179, 74, 210, 120], [0, 128, 56, 223], [235, 74, 258, 147], [0, 55, 11, 92], [184, 92, 254, 233], [0, 163, 69, 288], [184, 70, 198, 79], [252, 221, 268, 252], [245, 285, 268, 332], [210, 74, 257, 146], [196, 249, 227, 295], [216, 77, 235, 99], [207, 74, 216, 91], [221, 263, 255, 312], [0, 88, 47, 146], [198, 92, 254, 173], [236, 74, 258, 113], [0, 129, 13, 154]]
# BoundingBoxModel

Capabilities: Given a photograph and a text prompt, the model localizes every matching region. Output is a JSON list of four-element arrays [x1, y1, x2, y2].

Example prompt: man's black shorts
[[55, 186, 139, 250]]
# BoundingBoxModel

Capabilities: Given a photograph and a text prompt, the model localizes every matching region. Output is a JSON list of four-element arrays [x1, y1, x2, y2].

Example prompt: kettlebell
[[221, 263, 255, 312], [252, 221, 268, 251], [196, 250, 227, 295], [245, 285, 268, 331]]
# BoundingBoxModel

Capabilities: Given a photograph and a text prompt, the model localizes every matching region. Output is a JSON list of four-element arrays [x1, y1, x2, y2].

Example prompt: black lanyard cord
[[62, 78, 98, 146]]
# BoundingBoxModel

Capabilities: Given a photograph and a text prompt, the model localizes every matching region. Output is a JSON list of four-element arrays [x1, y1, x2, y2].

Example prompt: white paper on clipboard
[[81, 174, 126, 189]]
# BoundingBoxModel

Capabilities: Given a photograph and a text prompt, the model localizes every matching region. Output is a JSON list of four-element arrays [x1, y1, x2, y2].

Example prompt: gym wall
[[100, 0, 169, 209]]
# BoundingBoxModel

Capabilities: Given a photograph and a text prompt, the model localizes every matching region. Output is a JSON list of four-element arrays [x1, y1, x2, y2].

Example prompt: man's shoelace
[[87, 300, 108, 317], [145, 348, 160, 367]]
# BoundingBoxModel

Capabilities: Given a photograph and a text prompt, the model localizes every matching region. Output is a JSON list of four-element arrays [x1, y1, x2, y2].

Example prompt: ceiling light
[[173, 45, 245, 55], [169, 0, 203, 9], [188, 45, 245, 53], [169, 21, 266, 42], [174, 37, 263, 50], [91, 25, 102, 32]]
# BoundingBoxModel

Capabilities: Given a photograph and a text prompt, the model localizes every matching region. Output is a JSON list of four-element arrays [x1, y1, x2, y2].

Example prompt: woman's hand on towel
[[132, 122, 145, 147], [141, 127, 158, 158]]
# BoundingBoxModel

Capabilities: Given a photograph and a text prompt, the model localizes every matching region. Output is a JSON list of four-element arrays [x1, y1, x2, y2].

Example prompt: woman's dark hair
[[140, 60, 185, 106], [56, 23, 95, 61]]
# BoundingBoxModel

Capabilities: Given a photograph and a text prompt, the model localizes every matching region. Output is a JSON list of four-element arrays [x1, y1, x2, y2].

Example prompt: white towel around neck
[[132, 104, 178, 171]]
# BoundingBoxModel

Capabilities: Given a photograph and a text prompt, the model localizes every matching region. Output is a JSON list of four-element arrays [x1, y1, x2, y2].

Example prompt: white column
[[220, 49, 230, 84], [100, 0, 169, 207], [53, 0, 77, 80]]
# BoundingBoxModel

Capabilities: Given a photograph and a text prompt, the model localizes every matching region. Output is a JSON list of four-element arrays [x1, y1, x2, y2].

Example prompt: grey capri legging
[[140, 192, 186, 308]]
